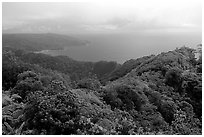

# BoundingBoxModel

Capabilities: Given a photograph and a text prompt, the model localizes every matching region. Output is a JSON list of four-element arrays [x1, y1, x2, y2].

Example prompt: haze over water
[[3, 0, 202, 63], [40, 32, 201, 63]]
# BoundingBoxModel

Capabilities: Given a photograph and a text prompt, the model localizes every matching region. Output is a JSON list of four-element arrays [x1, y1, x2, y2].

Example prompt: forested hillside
[[2, 43, 202, 135]]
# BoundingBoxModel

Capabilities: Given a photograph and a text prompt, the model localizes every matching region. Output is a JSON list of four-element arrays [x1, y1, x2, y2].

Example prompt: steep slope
[[102, 55, 154, 82], [101, 46, 201, 134], [118, 46, 201, 118], [2, 48, 72, 91], [2, 47, 118, 82], [2, 45, 202, 135], [126, 46, 196, 78]]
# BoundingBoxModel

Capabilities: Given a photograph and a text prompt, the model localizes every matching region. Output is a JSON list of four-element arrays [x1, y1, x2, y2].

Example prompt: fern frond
[[4, 122, 14, 134], [15, 122, 25, 135], [2, 115, 13, 121]]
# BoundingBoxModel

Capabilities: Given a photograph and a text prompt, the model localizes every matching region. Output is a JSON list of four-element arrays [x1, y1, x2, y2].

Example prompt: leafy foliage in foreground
[[2, 46, 202, 135]]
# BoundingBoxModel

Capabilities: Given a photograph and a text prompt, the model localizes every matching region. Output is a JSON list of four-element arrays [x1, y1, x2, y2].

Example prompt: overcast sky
[[2, 0, 202, 34]]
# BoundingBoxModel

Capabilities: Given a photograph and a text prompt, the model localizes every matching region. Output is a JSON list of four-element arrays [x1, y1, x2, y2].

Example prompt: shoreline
[[34, 47, 76, 54], [34, 42, 90, 54]]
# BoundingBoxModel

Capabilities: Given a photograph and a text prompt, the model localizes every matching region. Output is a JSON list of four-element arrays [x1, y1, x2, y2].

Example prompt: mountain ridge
[[2, 33, 89, 52]]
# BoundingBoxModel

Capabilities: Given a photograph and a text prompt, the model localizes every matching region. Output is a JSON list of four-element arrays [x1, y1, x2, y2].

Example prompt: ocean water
[[40, 32, 201, 64]]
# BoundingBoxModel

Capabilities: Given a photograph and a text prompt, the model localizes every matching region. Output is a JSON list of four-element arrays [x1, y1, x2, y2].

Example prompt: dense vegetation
[[102, 55, 154, 82], [2, 47, 118, 83], [2, 38, 202, 134]]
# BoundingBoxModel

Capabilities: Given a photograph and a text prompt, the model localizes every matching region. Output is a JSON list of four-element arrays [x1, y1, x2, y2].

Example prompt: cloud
[[2, 1, 201, 34], [82, 24, 118, 32], [106, 17, 133, 28]]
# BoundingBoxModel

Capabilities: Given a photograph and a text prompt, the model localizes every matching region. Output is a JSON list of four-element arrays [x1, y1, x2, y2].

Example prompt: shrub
[[165, 68, 183, 92], [143, 89, 162, 107], [17, 71, 37, 81], [39, 75, 52, 87], [103, 84, 149, 111], [77, 78, 101, 90], [171, 110, 202, 135], [158, 100, 177, 124], [24, 90, 80, 135], [12, 76, 43, 99], [2, 93, 25, 135], [2, 60, 29, 90], [181, 72, 202, 117]]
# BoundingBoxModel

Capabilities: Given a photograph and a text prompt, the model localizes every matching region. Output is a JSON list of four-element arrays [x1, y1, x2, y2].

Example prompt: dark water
[[40, 32, 201, 64]]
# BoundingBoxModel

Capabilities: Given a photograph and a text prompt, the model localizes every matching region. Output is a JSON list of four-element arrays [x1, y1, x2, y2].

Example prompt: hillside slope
[[2, 45, 202, 135], [2, 47, 118, 82], [102, 55, 154, 82]]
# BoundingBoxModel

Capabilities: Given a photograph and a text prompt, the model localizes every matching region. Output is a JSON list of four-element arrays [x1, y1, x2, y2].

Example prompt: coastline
[[34, 42, 90, 55]]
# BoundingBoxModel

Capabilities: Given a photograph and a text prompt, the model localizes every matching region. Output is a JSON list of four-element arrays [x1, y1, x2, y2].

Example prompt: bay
[[39, 32, 201, 64]]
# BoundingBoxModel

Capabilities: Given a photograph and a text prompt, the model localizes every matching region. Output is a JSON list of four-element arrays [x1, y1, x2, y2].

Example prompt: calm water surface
[[40, 32, 201, 63]]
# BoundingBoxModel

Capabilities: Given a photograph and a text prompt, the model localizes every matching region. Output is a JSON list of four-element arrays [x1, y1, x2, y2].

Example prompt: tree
[[12, 71, 43, 99], [196, 44, 202, 73], [103, 84, 148, 111], [165, 68, 183, 92]]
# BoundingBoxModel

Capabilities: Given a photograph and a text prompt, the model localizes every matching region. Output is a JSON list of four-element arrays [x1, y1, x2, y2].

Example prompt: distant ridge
[[2, 33, 89, 51]]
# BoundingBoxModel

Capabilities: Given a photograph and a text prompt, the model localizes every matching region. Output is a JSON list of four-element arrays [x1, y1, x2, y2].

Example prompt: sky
[[2, 0, 202, 34]]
